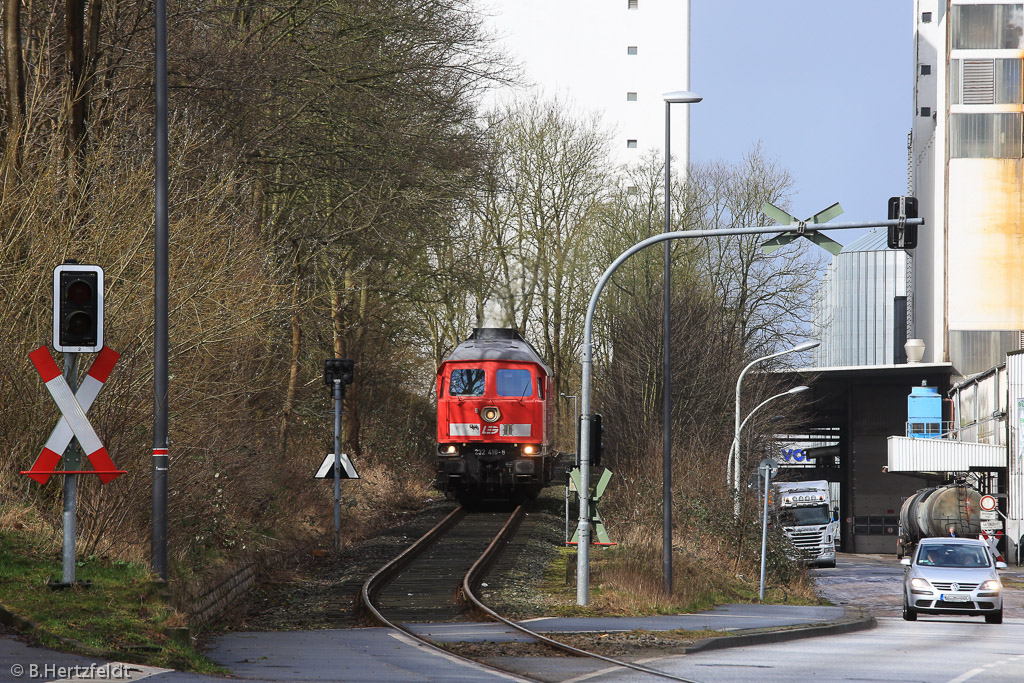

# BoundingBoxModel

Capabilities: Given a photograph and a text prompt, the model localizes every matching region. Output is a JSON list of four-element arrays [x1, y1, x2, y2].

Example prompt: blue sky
[[689, 1, 913, 243]]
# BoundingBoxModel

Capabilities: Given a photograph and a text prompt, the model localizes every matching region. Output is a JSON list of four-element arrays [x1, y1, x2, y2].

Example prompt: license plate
[[940, 594, 971, 602]]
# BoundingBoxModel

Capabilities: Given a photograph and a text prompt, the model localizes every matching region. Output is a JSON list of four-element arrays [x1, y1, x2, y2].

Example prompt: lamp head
[[789, 340, 820, 353], [787, 385, 810, 395], [663, 90, 702, 104]]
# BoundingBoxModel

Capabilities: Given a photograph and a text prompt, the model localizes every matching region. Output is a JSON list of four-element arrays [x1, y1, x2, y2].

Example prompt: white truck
[[774, 480, 838, 568]]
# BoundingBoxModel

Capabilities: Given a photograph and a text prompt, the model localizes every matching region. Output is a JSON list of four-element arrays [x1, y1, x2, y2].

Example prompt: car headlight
[[481, 406, 501, 423], [979, 580, 1001, 592], [910, 578, 930, 590]]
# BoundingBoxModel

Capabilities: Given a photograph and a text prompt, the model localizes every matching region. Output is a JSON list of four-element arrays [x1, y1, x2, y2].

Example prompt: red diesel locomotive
[[436, 328, 556, 504]]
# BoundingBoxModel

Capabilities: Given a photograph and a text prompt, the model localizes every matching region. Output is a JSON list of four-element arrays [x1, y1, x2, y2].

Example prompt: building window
[[950, 113, 1022, 158], [922, 12, 932, 23], [951, 4, 1024, 49], [920, 64, 932, 76], [627, 46, 638, 55], [627, 139, 638, 149], [950, 58, 1022, 105], [628, 0, 638, 9], [626, 92, 637, 101], [920, 107, 932, 117]]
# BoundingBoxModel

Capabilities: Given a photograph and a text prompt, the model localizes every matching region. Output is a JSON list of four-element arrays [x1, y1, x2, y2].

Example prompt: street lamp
[[731, 341, 818, 517], [662, 89, 701, 597], [745, 384, 808, 602], [731, 384, 809, 519], [733, 385, 809, 456]]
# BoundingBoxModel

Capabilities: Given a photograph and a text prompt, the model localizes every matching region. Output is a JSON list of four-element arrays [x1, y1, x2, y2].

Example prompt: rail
[[461, 512, 699, 683], [361, 503, 699, 683]]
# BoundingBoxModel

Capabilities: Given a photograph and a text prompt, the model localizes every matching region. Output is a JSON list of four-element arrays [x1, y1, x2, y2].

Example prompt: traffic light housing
[[323, 358, 355, 386], [53, 264, 103, 353], [887, 196, 918, 250], [588, 413, 604, 468]]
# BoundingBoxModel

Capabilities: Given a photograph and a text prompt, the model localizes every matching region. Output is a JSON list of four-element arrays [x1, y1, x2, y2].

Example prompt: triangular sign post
[[314, 453, 359, 480]]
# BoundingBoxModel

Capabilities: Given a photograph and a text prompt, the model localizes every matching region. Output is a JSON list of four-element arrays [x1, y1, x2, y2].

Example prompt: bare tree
[[479, 95, 612, 402], [687, 145, 825, 354]]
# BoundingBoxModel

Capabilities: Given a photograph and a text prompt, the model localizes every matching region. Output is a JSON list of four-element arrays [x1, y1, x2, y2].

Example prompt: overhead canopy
[[888, 436, 1005, 472]]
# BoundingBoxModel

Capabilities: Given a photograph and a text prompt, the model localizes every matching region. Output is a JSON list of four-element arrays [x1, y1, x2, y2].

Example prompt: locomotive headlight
[[481, 406, 501, 423], [444, 445, 458, 454], [523, 445, 538, 455]]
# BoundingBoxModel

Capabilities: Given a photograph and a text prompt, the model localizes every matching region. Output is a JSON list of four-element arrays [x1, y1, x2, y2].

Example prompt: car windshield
[[916, 544, 990, 568], [779, 504, 831, 525]]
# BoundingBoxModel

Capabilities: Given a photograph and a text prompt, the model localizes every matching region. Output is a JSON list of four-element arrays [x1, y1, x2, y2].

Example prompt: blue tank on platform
[[907, 381, 943, 439]]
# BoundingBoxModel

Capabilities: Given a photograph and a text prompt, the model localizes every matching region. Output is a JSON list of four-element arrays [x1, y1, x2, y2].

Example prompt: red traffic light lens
[[66, 280, 93, 305]]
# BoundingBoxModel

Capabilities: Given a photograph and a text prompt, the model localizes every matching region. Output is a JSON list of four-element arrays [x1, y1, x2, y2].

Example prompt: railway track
[[358, 503, 698, 683]]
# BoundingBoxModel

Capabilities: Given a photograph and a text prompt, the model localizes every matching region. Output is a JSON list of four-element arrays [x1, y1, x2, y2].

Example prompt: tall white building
[[913, 1, 1024, 376], [481, 0, 692, 166]]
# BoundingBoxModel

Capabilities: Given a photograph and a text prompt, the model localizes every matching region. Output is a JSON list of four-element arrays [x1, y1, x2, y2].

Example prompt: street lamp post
[[731, 341, 818, 517], [662, 89, 701, 598], [574, 217, 922, 606]]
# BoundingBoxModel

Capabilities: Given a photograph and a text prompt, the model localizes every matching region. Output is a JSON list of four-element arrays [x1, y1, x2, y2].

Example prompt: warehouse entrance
[[775, 362, 953, 553]]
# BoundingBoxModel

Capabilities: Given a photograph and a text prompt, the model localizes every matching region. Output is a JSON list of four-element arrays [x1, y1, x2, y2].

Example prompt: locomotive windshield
[[450, 368, 485, 396], [496, 368, 533, 397]]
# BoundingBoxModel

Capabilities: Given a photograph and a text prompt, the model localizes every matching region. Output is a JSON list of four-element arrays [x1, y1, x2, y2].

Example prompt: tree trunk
[[3, 0, 25, 168], [278, 250, 301, 457], [66, 0, 86, 163]]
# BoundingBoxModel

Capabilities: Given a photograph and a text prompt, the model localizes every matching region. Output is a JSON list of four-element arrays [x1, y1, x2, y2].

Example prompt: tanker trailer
[[896, 484, 982, 558]]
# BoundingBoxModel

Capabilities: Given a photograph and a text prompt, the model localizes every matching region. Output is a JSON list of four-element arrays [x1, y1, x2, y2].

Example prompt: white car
[[901, 537, 1006, 624]]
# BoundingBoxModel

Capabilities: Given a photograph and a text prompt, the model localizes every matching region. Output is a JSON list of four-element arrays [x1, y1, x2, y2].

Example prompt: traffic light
[[887, 196, 918, 250], [323, 358, 355, 387], [53, 263, 103, 353], [588, 413, 604, 468]]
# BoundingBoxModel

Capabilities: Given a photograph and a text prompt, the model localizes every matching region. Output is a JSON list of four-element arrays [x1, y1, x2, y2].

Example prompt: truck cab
[[775, 480, 838, 568]]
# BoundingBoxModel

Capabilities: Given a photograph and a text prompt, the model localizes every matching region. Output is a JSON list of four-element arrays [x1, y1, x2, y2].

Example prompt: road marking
[[51, 662, 171, 682], [948, 667, 994, 683]]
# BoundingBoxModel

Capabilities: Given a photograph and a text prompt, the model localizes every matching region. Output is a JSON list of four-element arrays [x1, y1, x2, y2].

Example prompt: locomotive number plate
[[499, 423, 531, 437]]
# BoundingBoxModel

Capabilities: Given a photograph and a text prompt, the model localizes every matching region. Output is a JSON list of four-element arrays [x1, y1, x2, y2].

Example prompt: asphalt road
[[584, 553, 1024, 683], [583, 616, 1024, 682], [3, 553, 1022, 682]]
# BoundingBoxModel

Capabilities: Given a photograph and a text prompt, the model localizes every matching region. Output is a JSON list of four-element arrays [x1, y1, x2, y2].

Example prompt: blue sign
[[780, 447, 809, 462]]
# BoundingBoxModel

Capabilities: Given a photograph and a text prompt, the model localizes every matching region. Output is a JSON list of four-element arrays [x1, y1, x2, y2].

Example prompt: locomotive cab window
[[496, 368, 533, 397], [449, 368, 485, 396]]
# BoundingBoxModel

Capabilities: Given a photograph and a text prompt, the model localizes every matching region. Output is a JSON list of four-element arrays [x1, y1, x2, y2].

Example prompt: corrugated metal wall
[[1007, 353, 1024, 545], [812, 231, 907, 367]]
